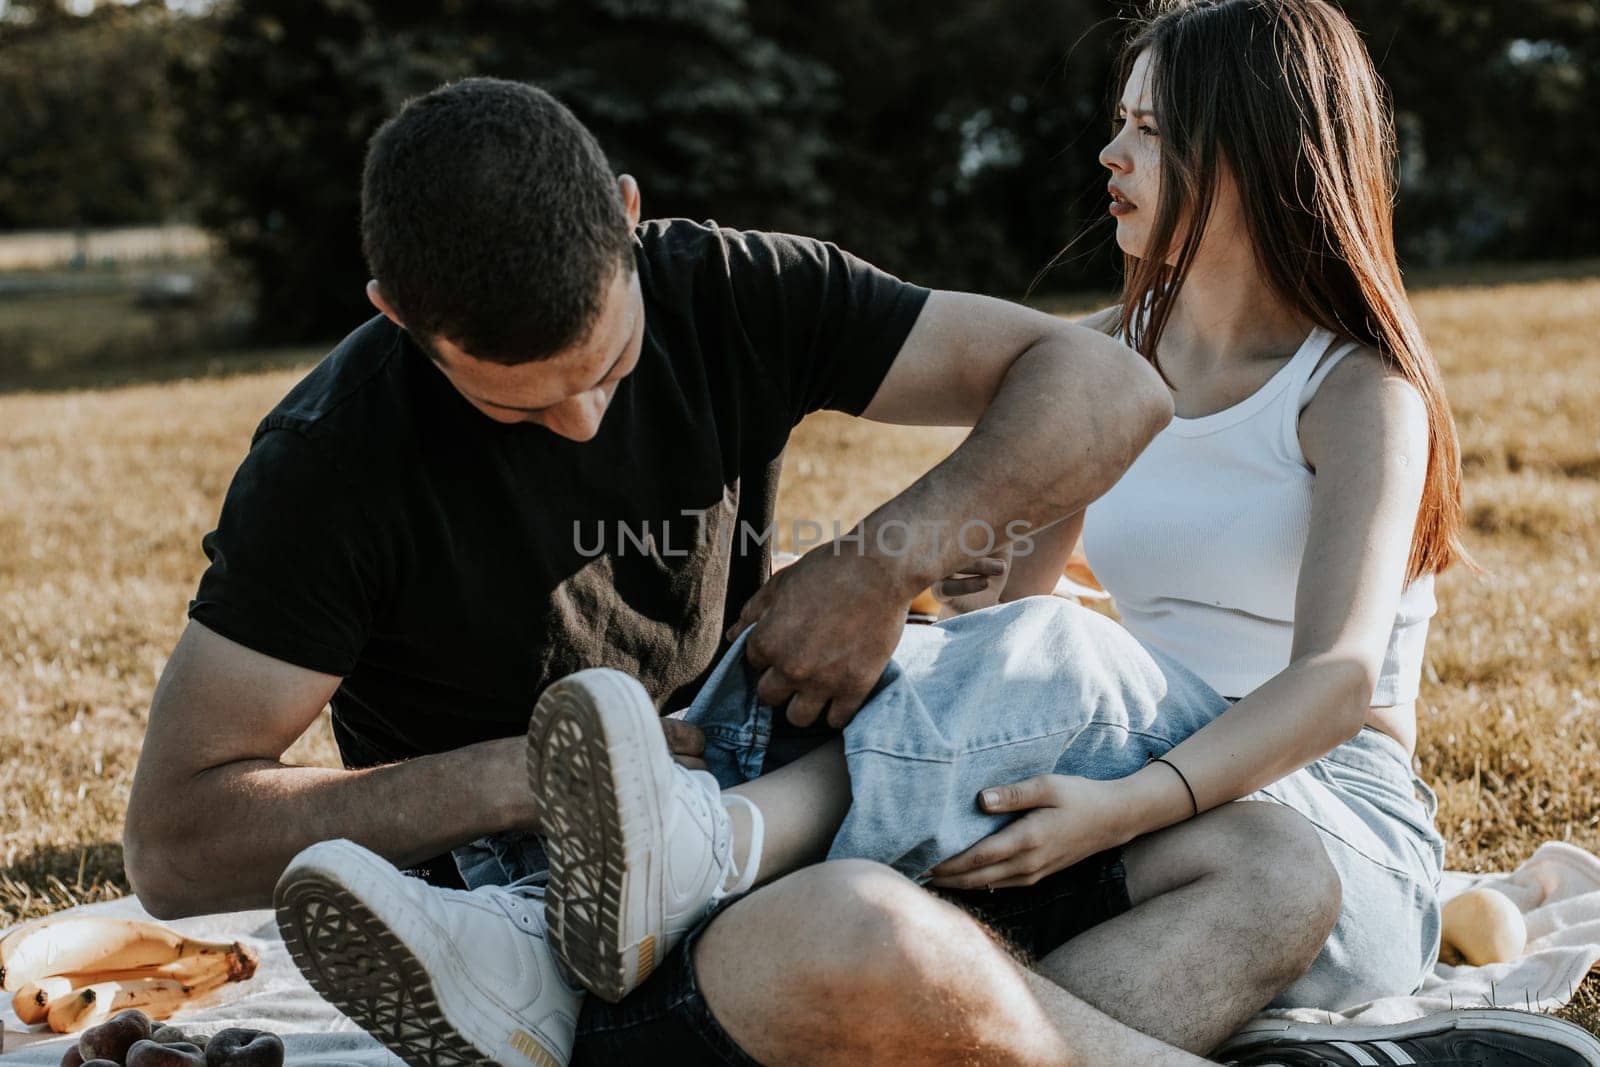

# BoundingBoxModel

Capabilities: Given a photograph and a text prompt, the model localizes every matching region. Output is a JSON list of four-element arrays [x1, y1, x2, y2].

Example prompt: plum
[[204, 1028, 284, 1067], [127, 1039, 207, 1067], [78, 1010, 152, 1064], [80, 1060, 120, 1067], [58, 1044, 85, 1067]]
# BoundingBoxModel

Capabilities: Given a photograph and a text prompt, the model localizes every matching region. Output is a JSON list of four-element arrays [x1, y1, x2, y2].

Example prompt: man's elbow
[[1064, 325, 1171, 447]]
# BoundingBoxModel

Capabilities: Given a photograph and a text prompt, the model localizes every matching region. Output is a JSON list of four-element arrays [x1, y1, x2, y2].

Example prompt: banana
[[0, 915, 242, 991], [45, 972, 230, 1033], [10, 945, 257, 1029], [45, 987, 100, 1033], [11, 974, 74, 1025], [66, 941, 259, 987]]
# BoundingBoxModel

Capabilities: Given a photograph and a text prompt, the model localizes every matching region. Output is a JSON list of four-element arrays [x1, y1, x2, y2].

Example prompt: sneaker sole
[[526, 669, 674, 1003], [1217, 1007, 1600, 1064], [274, 840, 567, 1067]]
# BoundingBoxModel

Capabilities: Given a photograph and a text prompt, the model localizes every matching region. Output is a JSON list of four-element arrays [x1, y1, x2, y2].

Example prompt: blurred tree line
[[0, 0, 1595, 342]]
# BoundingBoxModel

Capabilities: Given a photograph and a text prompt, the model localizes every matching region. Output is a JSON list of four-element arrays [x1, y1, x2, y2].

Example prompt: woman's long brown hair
[[1116, 0, 1466, 580]]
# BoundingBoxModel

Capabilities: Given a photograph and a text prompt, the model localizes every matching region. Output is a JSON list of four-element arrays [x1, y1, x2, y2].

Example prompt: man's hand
[[725, 549, 910, 730], [925, 774, 1142, 890], [662, 717, 707, 771]]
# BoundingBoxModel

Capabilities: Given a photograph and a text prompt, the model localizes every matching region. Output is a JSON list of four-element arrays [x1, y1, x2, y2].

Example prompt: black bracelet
[[1148, 755, 1199, 817]]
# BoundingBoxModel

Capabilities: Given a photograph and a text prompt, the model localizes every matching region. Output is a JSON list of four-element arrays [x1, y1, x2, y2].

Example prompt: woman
[[924, 0, 1464, 1003], [513, 0, 1459, 1021]]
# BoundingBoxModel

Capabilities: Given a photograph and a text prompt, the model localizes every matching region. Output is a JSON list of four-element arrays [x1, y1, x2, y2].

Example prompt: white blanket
[[4, 842, 1599, 1064]]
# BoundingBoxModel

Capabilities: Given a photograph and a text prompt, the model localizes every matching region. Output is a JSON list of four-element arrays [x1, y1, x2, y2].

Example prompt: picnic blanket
[[5, 842, 1599, 1064]]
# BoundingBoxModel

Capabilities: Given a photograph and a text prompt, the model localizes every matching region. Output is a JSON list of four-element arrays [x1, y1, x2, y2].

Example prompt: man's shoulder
[[257, 313, 410, 441], [635, 218, 830, 277]]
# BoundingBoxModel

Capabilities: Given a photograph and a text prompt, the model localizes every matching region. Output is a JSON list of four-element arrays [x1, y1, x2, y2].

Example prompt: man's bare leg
[[695, 859, 1213, 1067], [722, 741, 1340, 1052], [1033, 801, 1341, 1054]]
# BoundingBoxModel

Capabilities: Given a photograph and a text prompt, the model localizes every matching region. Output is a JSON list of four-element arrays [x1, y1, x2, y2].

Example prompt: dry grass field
[[2, 266, 1597, 1028]]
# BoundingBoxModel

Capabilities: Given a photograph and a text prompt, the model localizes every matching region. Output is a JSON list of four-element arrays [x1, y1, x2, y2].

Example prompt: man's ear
[[617, 174, 642, 227], [366, 280, 405, 327]]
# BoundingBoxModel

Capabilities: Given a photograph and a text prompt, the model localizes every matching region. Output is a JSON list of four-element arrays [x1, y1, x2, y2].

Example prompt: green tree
[[1343, 0, 1600, 263], [0, 0, 193, 229], [751, 0, 1124, 295], [174, 0, 832, 342]]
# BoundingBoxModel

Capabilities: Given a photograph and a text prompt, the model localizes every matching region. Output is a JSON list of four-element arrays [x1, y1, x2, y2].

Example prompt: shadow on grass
[[0, 345, 325, 398], [0, 841, 131, 927]]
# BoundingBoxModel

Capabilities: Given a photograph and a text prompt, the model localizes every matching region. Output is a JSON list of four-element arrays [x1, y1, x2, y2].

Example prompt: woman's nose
[[1099, 137, 1126, 174]]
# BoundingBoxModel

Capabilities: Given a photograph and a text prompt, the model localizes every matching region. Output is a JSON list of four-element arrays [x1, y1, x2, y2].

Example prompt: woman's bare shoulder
[[1302, 344, 1428, 467]]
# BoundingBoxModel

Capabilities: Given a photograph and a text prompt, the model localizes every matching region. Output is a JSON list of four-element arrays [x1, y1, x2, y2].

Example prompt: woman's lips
[[1109, 200, 1137, 217]]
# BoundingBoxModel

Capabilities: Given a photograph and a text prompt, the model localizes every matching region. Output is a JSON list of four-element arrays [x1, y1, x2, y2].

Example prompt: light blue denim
[[691, 595, 1444, 1012], [455, 595, 1445, 1012]]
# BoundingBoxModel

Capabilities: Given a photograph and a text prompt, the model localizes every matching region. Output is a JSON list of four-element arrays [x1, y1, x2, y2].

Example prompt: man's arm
[[731, 292, 1171, 727], [123, 621, 534, 918], [927, 304, 1125, 610]]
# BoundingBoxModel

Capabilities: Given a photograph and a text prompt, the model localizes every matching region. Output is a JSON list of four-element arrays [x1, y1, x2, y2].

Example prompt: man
[[122, 79, 1598, 1067]]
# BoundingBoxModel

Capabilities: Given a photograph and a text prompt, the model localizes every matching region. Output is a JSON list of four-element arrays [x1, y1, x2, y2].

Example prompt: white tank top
[[1081, 325, 1436, 704]]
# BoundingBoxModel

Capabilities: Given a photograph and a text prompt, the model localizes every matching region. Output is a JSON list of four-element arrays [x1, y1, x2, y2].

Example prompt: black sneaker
[[1217, 1009, 1600, 1066]]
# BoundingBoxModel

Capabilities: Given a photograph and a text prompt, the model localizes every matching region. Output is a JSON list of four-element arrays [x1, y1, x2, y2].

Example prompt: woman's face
[[1100, 49, 1251, 270], [1100, 49, 1164, 258]]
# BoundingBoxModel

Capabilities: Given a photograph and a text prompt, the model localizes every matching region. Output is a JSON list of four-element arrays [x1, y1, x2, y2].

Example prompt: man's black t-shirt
[[189, 219, 931, 769]]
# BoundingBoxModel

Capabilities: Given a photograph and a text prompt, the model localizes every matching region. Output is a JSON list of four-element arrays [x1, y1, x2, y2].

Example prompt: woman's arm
[[1001, 512, 1083, 600], [929, 514, 1082, 617], [930, 350, 1433, 887], [1126, 352, 1430, 815]]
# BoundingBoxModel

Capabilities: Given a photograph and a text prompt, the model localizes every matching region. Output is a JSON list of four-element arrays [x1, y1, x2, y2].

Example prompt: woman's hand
[[931, 548, 1012, 617], [925, 774, 1140, 889]]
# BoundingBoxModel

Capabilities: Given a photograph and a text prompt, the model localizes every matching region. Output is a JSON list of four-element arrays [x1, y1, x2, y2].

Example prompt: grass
[[1, 264, 1597, 1031]]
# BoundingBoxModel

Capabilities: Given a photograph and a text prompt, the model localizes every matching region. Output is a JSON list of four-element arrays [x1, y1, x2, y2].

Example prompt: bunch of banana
[[2, 915, 259, 1033]]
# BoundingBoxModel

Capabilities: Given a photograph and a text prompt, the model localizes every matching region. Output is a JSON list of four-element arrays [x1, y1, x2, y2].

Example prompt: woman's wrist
[[1117, 762, 1199, 836]]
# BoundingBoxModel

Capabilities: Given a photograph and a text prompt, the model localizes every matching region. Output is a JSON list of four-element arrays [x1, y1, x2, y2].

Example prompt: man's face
[[422, 263, 646, 441]]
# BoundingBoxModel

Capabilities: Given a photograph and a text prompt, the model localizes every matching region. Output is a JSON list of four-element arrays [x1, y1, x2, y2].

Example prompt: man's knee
[[700, 860, 978, 1004], [772, 860, 965, 991], [695, 860, 991, 1058], [1131, 802, 1340, 969]]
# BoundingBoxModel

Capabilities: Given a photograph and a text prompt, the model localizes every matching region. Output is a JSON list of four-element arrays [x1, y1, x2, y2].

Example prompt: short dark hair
[[361, 78, 633, 364]]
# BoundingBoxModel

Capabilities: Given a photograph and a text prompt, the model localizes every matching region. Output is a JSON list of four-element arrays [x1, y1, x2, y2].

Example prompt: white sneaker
[[275, 838, 582, 1067], [526, 668, 763, 1003]]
